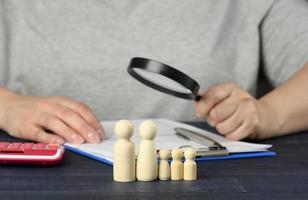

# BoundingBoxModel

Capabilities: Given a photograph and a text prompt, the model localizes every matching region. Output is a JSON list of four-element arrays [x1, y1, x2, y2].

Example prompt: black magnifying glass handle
[[195, 95, 201, 102]]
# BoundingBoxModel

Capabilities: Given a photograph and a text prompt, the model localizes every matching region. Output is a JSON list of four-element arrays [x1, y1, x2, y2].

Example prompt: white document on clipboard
[[65, 119, 273, 164]]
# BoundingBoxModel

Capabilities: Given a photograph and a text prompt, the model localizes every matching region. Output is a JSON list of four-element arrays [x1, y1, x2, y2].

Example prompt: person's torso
[[0, 0, 274, 121]]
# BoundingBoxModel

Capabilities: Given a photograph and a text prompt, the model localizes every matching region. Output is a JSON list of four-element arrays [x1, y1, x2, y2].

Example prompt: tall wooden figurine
[[113, 120, 135, 182], [136, 120, 158, 181], [159, 149, 171, 180], [183, 148, 197, 180], [171, 148, 183, 180]]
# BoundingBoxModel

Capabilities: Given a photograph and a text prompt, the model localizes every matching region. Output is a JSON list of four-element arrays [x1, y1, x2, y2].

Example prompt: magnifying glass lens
[[127, 57, 201, 101], [133, 68, 192, 94]]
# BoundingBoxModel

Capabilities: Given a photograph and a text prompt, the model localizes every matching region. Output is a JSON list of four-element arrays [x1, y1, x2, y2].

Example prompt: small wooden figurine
[[170, 148, 183, 180], [183, 148, 197, 180], [159, 149, 171, 180], [136, 120, 158, 181], [113, 120, 135, 182]]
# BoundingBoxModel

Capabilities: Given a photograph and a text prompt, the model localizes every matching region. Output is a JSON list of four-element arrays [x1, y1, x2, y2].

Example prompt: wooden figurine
[[113, 120, 135, 182], [136, 120, 158, 181], [159, 149, 170, 180], [170, 148, 183, 180], [183, 148, 197, 181]]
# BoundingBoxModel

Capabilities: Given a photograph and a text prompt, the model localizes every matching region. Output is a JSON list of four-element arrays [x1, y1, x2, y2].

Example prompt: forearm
[[0, 86, 19, 129], [259, 62, 308, 137]]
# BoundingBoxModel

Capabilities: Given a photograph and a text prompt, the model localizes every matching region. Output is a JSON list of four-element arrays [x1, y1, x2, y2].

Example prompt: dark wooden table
[[0, 122, 308, 200]]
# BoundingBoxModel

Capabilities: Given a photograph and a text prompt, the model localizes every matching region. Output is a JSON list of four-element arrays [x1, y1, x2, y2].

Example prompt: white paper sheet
[[65, 119, 272, 163]]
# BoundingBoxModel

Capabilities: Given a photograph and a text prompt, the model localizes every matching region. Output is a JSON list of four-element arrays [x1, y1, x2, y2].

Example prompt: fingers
[[195, 83, 236, 118], [206, 98, 239, 127], [38, 113, 85, 144], [215, 107, 244, 136], [23, 125, 65, 144], [195, 83, 261, 141], [217, 100, 259, 141], [2, 95, 105, 144], [59, 100, 105, 139], [52, 105, 101, 143], [225, 118, 254, 141]]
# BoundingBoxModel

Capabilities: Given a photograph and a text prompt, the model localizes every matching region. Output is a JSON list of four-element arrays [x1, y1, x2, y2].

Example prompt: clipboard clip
[[174, 127, 229, 157]]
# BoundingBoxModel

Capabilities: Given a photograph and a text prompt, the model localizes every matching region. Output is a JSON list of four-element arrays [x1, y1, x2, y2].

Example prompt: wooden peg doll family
[[113, 119, 197, 182]]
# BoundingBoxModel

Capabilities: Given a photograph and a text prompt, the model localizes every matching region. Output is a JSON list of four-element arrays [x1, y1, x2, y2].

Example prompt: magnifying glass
[[127, 57, 201, 101]]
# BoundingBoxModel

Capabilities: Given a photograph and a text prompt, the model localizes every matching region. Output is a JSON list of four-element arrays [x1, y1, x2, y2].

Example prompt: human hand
[[194, 83, 277, 140], [0, 94, 105, 144]]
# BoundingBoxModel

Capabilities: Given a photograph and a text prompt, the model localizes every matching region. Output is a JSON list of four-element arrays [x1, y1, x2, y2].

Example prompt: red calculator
[[0, 142, 65, 165]]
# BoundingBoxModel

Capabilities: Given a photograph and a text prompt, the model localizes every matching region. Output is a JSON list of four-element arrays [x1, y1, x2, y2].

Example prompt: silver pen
[[174, 127, 229, 157]]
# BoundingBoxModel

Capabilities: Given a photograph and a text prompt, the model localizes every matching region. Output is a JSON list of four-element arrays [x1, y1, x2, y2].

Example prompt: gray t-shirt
[[0, 0, 307, 121]]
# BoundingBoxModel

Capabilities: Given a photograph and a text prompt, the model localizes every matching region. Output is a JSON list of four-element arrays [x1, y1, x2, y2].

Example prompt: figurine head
[[184, 148, 196, 160], [114, 119, 134, 139], [159, 149, 170, 160], [139, 120, 156, 140], [171, 148, 183, 160]]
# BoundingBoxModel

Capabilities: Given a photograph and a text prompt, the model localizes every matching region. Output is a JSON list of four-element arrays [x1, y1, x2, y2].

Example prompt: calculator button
[[23, 148, 57, 156], [46, 144, 59, 150], [0, 142, 10, 151], [22, 143, 34, 150], [24, 143, 58, 156], [33, 143, 47, 149], [6, 143, 23, 152]]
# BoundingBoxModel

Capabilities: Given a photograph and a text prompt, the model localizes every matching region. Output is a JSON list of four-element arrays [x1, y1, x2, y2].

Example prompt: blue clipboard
[[64, 145, 276, 166]]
